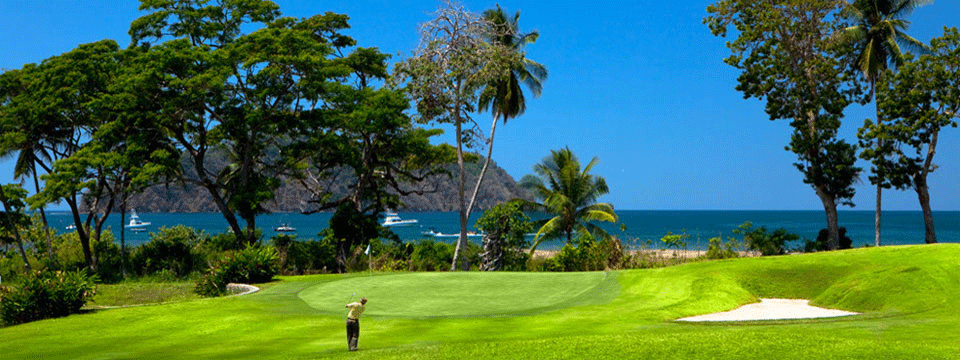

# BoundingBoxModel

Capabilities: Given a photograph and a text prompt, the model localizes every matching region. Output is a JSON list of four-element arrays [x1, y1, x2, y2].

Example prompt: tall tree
[[0, 65, 59, 264], [859, 27, 960, 244], [706, 0, 864, 250], [844, 0, 930, 247], [22, 40, 124, 271], [128, 1, 380, 246], [396, 0, 517, 271], [466, 5, 547, 222], [518, 147, 618, 254], [0, 184, 32, 272]]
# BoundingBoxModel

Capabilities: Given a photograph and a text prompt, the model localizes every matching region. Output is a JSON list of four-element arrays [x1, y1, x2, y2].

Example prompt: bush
[[130, 226, 204, 278], [0, 270, 97, 326], [195, 245, 279, 297], [408, 240, 480, 271], [705, 236, 740, 260], [545, 234, 623, 272], [410, 240, 454, 271], [475, 202, 533, 271], [805, 227, 852, 252], [271, 235, 337, 275], [735, 222, 800, 256]]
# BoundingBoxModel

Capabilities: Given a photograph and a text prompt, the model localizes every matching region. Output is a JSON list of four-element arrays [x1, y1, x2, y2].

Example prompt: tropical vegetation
[[1, 245, 959, 358], [844, 0, 930, 246], [519, 147, 619, 253]]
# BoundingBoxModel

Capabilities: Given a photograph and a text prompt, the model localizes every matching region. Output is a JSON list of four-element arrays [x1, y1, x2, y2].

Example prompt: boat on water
[[421, 228, 483, 238], [65, 224, 76, 230], [125, 210, 151, 231], [274, 224, 296, 232], [381, 212, 418, 227]]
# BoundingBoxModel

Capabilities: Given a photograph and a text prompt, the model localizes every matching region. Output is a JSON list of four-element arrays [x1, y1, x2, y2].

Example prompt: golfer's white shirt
[[346, 302, 365, 319]]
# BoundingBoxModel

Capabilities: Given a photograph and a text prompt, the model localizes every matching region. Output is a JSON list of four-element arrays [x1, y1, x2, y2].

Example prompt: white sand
[[677, 299, 858, 322]]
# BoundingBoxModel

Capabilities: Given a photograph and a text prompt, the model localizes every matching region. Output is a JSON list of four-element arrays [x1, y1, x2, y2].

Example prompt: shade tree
[[706, 0, 865, 250], [844, 0, 931, 246], [859, 27, 960, 244], [396, 0, 519, 270]]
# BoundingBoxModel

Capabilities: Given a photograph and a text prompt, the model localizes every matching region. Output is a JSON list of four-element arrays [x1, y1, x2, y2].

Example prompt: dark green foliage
[[706, 0, 865, 250], [520, 147, 619, 252], [475, 201, 533, 271], [271, 234, 337, 275], [0, 270, 97, 326], [194, 245, 279, 297], [736, 222, 801, 256], [409, 240, 480, 272], [328, 204, 395, 272], [807, 228, 853, 252], [539, 234, 624, 272], [130, 226, 204, 277]]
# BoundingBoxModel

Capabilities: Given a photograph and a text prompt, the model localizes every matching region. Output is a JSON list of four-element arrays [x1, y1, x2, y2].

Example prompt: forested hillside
[[122, 159, 531, 213]]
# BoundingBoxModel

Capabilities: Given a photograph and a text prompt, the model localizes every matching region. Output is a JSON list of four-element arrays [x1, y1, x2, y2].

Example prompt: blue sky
[[1, 0, 959, 211]]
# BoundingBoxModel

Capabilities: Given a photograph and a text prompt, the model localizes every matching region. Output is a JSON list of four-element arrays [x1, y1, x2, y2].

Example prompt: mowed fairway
[[299, 271, 618, 317], [2, 245, 960, 359]]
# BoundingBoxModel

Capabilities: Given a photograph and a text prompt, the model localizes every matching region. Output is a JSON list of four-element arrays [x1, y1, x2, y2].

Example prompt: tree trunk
[[32, 168, 55, 264], [465, 114, 500, 221], [874, 182, 882, 247], [0, 190, 31, 272], [914, 176, 937, 243], [815, 186, 840, 250], [66, 196, 96, 272], [872, 85, 882, 247], [119, 194, 128, 277], [451, 100, 468, 271]]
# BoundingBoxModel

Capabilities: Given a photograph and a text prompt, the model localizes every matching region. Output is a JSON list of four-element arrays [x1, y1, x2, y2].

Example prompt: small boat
[[65, 224, 76, 230], [421, 228, 483, 238], [274, 224, 296, 232], [125, 210, 151, 230], [381, 212, 418, 227]]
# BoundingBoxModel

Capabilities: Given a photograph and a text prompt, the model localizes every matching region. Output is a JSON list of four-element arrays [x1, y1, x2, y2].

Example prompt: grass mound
[[298, 271, 619, 317]]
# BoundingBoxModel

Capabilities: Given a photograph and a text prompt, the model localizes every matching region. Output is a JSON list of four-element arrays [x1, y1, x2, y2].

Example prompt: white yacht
[[125, 209, 151, 231], [381, 212, 418, 227], [274, 223, 296, 232]]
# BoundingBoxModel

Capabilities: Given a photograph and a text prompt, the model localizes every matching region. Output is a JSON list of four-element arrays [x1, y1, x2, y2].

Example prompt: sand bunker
[[677, 299, 858, 322]]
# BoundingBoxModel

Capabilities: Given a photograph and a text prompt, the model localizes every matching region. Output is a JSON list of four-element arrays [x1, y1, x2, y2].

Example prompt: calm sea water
[[45, 210, 960, 251]]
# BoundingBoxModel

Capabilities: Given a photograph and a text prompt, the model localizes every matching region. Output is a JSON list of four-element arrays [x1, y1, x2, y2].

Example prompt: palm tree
[[453, 4, 547, 270], [519, 147, 618, 254], [844, 0, 929, 247]]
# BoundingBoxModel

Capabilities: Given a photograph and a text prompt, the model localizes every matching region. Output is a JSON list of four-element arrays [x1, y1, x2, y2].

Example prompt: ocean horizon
[[43, 210, 959, 251]]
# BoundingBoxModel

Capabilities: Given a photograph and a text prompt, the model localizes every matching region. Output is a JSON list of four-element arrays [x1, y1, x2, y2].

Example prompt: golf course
[[1, 244, 957, 359]]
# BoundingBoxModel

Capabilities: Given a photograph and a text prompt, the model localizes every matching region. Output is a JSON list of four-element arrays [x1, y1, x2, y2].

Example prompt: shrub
[[131, 226, 204, 278], [410, 240, 454, 271], [195, 245, 279, 297], [272, 235, 338, 275], [0, 270, 97, 326], [475, 202, 533, 271], [549, 234, 616, 272], [736, 222, 800, 256], [409, 240, 480, 271], [705, 236, 739, 260], [805, 227, 853, 252]]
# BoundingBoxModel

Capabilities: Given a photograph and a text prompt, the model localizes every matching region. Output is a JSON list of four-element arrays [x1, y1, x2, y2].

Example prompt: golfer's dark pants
[[346, 318, 360, 350]]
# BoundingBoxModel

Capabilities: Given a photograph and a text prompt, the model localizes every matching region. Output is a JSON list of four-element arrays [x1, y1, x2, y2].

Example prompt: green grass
[[299, 271, 618, 317], [85, 281, 200, 308], [2, 244, 959, 359]]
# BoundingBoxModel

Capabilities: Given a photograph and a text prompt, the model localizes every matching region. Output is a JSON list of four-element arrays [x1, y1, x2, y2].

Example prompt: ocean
[[45, 210, 960, 251]]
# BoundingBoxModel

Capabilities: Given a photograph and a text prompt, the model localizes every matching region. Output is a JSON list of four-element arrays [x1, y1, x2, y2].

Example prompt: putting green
[[298, 271, 618, 318]]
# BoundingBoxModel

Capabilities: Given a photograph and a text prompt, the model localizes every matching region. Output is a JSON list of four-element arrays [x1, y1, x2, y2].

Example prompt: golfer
[[345, 297, 367, 351]]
